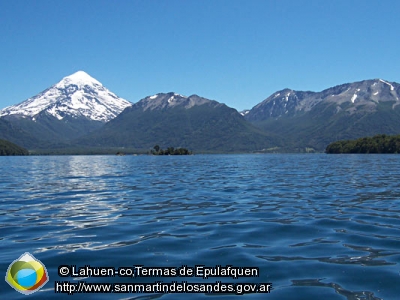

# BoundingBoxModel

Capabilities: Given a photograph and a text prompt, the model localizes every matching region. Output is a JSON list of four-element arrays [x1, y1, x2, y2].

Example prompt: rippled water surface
[[1, 154, 399, 299]]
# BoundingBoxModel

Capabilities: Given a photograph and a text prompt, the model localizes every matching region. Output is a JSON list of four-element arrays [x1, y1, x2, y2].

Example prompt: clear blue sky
[[1, 0, 399, 111]]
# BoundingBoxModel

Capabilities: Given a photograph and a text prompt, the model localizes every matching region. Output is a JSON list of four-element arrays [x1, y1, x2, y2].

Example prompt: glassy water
[[0, 154, 399, 299]]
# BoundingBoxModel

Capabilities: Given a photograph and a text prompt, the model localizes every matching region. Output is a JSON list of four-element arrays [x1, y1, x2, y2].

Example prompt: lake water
[[0, 154, 399, 299]]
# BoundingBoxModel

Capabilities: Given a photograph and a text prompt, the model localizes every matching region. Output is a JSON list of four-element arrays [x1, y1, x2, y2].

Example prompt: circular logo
[[5, 252, 49, 295]]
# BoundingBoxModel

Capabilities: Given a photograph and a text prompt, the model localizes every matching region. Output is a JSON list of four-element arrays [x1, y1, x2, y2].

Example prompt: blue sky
[[1, 0, 399, 111]]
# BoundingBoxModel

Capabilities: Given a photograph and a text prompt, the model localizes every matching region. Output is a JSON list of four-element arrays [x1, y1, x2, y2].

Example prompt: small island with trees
[[326, 134, 400, 154], [150, 145, 192, 155]]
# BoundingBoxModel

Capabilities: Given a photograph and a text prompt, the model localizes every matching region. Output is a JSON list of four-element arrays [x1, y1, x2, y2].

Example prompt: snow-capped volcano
[[0, 71, 131, 122]]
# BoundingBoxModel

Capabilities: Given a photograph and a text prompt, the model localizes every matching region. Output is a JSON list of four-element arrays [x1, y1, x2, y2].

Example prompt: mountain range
[[244, 79, 400, 150], [1, 71, 400, 153]]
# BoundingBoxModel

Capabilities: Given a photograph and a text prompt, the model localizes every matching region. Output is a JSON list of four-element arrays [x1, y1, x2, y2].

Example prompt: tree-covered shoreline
[[0, 139, 29, 156], [326, 134, 400, 154]]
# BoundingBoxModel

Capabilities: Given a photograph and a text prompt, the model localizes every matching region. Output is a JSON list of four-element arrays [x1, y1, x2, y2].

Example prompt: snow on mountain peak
[[56, 70, 102, 88], [0, 71, 132, 122], [379, 79, 395, 91]]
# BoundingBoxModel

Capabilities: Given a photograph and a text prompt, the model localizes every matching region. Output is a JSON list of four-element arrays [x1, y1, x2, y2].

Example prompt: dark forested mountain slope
[[77, 93, 281, 152]]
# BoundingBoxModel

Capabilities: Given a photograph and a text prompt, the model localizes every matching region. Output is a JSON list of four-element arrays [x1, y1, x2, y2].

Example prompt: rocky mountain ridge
[[245, 79, 400, 122], [135, 92, 222, 111]]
